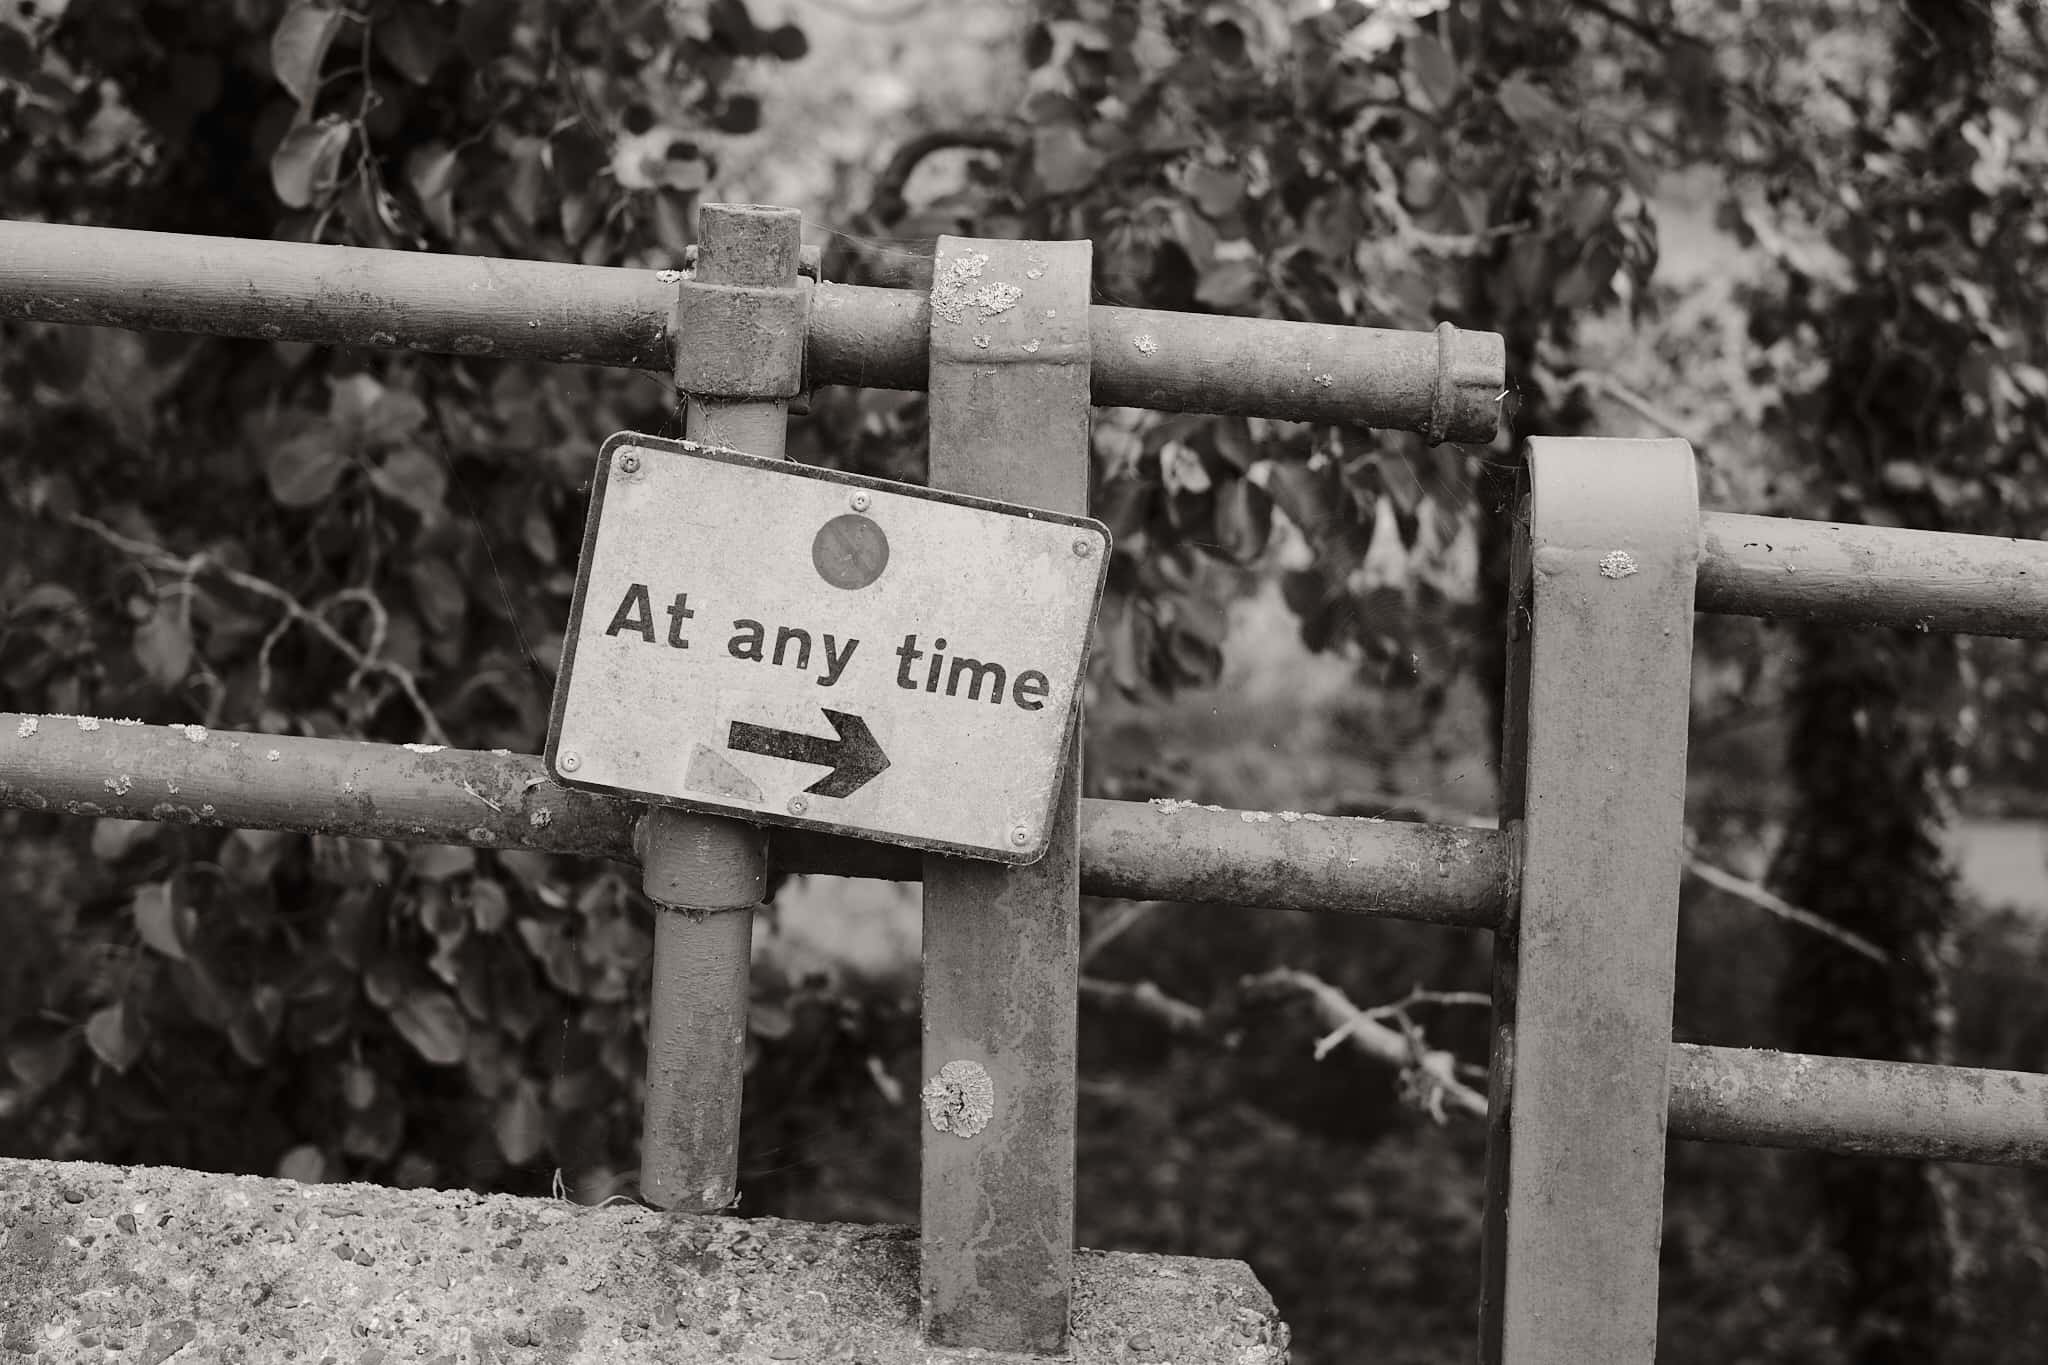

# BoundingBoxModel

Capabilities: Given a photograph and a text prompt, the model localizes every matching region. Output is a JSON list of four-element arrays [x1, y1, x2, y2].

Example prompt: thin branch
[[1080, 899, 1162, 967], [1683, 854, 1890, 965], [868, 127, 1020, 226], [1081, 969, 1491, 1124], [1241, 969, 1489, 1122], [1313, 985, 1491, 1060], [1362, 143, 1530, 259], [1079, 977, 1211, 1038], [1559, 368, 1711, 451], [65, 513, 448, 745], [1565, 0, 1716, 51], [1337, 786, 1884, 966]]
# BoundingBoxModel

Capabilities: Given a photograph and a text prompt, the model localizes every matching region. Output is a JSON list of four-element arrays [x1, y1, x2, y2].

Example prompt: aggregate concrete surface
[[0, 1159, 1289, 1365]]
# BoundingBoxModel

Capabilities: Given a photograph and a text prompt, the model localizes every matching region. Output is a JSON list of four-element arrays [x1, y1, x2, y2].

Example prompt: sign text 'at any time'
[[545, 436, 1109, 864]]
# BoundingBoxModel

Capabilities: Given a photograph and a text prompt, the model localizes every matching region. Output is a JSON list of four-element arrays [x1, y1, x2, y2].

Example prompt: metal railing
[[3, 204, 2047, 1363]]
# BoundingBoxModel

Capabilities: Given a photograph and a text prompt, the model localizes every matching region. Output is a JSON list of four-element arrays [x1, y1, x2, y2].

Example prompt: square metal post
[[918, 235, 1092, 1354], [1478, 437, 1700, 1363]]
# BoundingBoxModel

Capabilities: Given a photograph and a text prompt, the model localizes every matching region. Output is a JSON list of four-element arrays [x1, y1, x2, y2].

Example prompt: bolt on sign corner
[[546, 434, 1111, 864]]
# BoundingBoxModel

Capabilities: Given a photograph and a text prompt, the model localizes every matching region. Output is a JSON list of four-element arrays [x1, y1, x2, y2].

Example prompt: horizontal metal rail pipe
[[1668, 1043, 2048, 1168], [0, 716, 1510, 927], [0, 220, 1505, 442], [1698, 511, 2048, 640]]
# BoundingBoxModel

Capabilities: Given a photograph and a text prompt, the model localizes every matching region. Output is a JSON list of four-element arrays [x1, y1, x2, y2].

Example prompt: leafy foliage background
[[4, 2, 2048, 1362]]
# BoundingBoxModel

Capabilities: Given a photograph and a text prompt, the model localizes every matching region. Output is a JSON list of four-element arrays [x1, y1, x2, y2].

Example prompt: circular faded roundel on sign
[[812, 513, 890, 590]]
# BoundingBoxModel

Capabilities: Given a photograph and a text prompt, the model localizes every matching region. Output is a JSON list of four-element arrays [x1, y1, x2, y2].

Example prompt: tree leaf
[[371, 446, 449, 523], [91, 818, 156, 863], [764, 22, 808, 61], [406, 142, 459, 239], [1195, 259, 1262, 311], [85, 1002, 146, 1073], [493, 1081, 547, 1165], [456, 0, 520, 65], [270, 118, 353, 209], [470, 877, 512, 933], [390, 987, 468, 1065], [5, 1028, 79, 1090], [1407, 33, 1461, 112], [405, 553, 467, 633], [1033, 124, 1103, 195], [1187, 164, 1244, 220], [133, 602, 194, 687], [1216, 476, 1274, 563], [272, 2, 345, 109], [374, 5, 446, 85], [1498, 77, 1570, 137], [229, 987, 283, 1066], [276, 1143, 327, 1183], [411, 843, 476, 881], [265, 429, 347, 506], [715, 94, 761, 135], [360, 387, 430, 448], [131, 881, 188, 962]]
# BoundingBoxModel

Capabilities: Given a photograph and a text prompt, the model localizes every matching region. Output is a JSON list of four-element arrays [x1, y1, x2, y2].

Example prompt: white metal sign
[[546, 435, 1110, 864]]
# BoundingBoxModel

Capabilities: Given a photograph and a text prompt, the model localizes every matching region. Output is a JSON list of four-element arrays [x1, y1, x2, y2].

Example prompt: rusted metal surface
[[918, 236, 1090, 1355], [0, 716, 1511, 922], [672, 277, 809, 399], [0, 220, 1505, 440], [0, 1157, 1290, 1365], [1479, 438, 1700, 1365], [0, 715, 638, 859], [0, 219, 675, 367], [1077, 797, 1509, 927], [1698, 510, 2048, 640], [1089, 309, 1503, 443], [546, 437, 1109, 863], [631, 204, 802, 1214], [1669, 1044, 2048, 1168]]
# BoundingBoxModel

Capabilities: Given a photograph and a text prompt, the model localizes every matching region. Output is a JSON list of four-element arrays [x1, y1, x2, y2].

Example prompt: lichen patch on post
[[929, 250, 991, 324], [1598, 550, 1640, 579], [16, 716, 37, 738], [968, 282, 1022, 315], [921, 1060, 994, 1138], [403, 743, 447, 754], [175, 724, 207, 743], [1133, 334, 1159, 355], [75, 715, 101, 732]]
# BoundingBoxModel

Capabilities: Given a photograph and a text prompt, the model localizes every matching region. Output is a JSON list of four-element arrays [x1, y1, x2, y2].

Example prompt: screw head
[[559, 752, 582, 773], [1010, 826, 1031, 847], [1072, 537, 1094, 557], [617, 450, 641, 474], [788, 795, 809, 815], [850, 491, 871, 512]]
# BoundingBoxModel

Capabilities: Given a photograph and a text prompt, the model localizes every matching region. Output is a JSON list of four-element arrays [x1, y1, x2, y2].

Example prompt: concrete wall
[[0, 1158, 1290, 1364]]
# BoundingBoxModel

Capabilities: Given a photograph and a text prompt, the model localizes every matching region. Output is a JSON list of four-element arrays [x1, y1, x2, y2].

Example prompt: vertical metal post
[[919, 236, 1091, 1354], [636, 203, 804, 1212], [1478, 437, 1699, 1364]]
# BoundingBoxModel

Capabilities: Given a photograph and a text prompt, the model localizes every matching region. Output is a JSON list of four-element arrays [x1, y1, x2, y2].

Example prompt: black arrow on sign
[[727, 710, 890, 799]]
